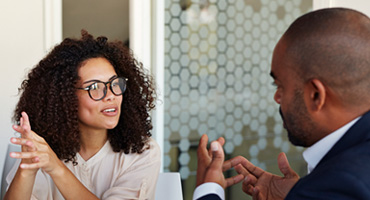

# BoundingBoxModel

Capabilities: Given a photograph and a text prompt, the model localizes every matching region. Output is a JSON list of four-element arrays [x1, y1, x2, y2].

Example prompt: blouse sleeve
[[102, 138, 161, 200], [6, 159, 55, 200]]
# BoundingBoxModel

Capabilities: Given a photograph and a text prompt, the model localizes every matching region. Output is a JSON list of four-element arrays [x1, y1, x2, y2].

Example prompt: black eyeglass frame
[[78, 77, 128, 101]]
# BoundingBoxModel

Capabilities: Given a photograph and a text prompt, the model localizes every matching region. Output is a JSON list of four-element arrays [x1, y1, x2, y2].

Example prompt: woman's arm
[[4, 112, 100, 200], [4, 112, 39, 200], [3, 165, 37, 200]]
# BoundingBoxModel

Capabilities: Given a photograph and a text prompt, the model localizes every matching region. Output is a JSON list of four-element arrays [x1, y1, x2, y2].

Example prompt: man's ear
[[305, 79, 326, 111]]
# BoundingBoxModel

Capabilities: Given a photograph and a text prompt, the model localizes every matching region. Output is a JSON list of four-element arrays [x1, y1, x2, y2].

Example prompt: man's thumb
[[209, 141, 224, 169]]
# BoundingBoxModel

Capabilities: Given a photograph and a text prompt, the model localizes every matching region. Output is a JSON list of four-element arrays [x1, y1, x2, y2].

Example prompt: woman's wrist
[[48, 160, 68, 179], [18, 166, 38, 178]]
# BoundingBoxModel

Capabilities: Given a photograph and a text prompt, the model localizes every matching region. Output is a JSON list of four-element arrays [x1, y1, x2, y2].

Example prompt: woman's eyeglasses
[[78, 77, 128, 101]]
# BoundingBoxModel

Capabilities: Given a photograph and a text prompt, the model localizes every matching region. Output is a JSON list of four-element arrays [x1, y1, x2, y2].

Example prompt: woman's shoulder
[[147, 137, 160, 151], [142, 137, 161, 160]]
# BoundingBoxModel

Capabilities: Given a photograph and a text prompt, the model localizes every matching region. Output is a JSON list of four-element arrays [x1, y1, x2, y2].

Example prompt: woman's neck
[[79, 128, 108, 161]]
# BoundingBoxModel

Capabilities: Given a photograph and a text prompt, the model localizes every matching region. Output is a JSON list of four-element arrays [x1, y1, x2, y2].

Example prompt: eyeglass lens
[[89, 77, 127, 100]]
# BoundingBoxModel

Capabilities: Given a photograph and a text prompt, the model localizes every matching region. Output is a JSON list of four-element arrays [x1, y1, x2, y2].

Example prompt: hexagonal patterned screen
[[164, 0, 312, 199]]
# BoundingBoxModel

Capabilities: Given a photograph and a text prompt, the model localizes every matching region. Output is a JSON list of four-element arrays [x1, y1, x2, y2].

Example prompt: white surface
[[129, 0, 151, 70], [130, 0, 165, 172], [151, 0, 165, 172], [313, 0, 370, 17], [0, 0, 61, 192], [155, 172, 183, 200]]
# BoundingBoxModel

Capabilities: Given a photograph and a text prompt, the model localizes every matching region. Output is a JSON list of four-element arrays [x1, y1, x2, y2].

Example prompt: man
[[194, 8, 370, 200]]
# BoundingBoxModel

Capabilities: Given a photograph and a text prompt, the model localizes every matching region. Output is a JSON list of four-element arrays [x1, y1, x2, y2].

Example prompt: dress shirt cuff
[[192, 182, 224, 200]]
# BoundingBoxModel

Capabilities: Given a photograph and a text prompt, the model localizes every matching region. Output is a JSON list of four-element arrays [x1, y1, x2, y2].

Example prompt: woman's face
[[76, 57, 123, 132]]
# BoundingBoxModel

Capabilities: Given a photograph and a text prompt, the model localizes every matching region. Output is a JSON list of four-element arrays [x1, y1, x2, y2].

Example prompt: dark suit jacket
[[286, 110, 370, 199], [197, 193, 222, 200]]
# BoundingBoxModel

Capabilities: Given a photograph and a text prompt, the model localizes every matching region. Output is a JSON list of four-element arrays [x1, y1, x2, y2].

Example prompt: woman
[[4, 31, 160, 200]]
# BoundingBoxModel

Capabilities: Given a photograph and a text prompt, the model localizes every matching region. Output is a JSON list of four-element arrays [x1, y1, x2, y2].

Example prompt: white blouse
[[6, 138, 161, 200]]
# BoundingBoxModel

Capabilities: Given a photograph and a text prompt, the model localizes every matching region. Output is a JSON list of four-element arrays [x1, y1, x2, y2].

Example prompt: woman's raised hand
[[10, 112, 64, 176]]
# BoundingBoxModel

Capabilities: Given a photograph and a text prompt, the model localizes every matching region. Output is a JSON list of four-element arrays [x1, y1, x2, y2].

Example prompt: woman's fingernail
[[10, 152, 17, 157]]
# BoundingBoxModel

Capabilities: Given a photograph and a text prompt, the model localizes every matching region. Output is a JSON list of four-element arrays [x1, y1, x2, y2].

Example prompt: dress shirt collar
[[302, 117, 360, 174]]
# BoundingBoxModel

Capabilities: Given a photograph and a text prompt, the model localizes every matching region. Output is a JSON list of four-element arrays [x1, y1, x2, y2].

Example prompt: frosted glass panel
[[164, 0, 312, 199]]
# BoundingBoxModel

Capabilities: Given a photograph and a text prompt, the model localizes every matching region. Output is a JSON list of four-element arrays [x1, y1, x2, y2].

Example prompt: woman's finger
[[20, 162, 41, 169], [10, 151, 38, 159], [20, 112, 34, 139], [10, 137, 34, 147], [21, 112, 31, 128], [10, 136, 37, 152]]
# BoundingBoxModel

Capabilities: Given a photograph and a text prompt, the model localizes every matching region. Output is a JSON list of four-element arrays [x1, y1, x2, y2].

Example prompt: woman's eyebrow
[[82, 79, 99, 84], [109, 75, 118, 81], [82, 75, 118, 84]]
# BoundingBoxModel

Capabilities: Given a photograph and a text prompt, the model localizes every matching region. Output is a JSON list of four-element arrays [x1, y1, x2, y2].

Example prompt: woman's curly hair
[[13, 31, 156, 164]]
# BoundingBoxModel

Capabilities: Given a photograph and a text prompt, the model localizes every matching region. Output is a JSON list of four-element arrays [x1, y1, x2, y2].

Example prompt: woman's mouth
[[102, 107, 119, 116], [103, 108, 116, 113]]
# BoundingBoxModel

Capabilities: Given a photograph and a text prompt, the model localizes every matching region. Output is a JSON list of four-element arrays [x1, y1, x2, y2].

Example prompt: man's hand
[[227, 152, 299, 199], [196, 134, 244, 188]]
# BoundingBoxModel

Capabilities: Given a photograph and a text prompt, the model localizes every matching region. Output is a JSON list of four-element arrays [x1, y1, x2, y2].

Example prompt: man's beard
[[279, 90, 316, 147]]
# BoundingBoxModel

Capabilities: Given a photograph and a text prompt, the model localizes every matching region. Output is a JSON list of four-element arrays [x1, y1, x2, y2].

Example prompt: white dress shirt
[[302, 117, 360, 174], [193, 182, 224, 200], [7, 138, 161, 200]]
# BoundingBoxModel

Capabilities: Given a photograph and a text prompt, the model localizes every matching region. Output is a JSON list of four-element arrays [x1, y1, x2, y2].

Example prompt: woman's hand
[[10, 112, 64, 176], [6, 112, 99, 200]]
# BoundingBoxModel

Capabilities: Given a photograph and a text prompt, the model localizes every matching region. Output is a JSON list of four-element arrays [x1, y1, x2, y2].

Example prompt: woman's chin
[[106, 123, 119, 130]]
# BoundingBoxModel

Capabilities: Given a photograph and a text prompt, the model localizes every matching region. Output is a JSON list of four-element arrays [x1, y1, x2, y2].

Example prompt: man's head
[[271, 8, 370, 147]]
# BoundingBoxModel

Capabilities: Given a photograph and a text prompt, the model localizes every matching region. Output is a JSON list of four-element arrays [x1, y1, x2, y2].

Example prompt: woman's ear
[[305, 79, 326, 111]]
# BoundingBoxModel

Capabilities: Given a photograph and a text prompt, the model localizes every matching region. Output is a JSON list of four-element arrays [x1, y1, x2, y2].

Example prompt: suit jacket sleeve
[[196, 194, 222, 200], [193, 182, 224, 200]]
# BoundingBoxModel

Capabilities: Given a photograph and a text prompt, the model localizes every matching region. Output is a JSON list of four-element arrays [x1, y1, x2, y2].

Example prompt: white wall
[[63, 0, 129, 41], [314, 0, 370, 17], [0, 0, 50, 189]]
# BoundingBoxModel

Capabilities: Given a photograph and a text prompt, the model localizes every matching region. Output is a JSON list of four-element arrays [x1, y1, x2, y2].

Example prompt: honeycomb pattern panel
[[164, 0, 312, 199]]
